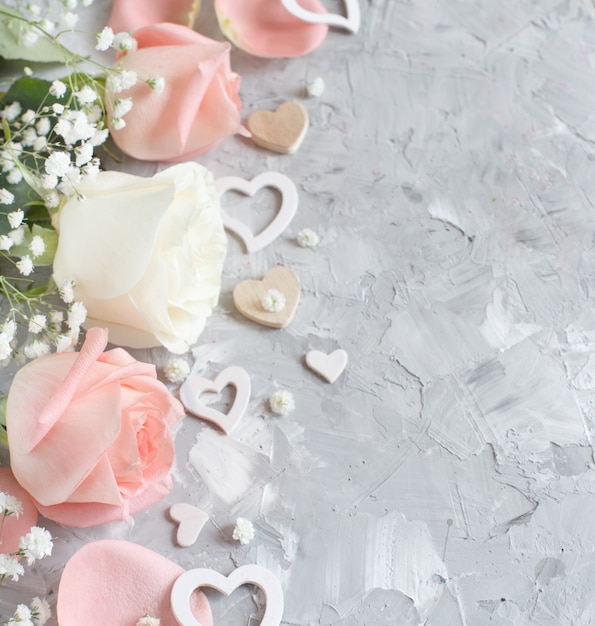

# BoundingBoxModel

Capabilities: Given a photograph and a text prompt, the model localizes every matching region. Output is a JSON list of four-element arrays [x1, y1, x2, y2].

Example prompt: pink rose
[[105, 23, 246, 162], [6, 327, 184, 527], [108, 0, 197, 33]]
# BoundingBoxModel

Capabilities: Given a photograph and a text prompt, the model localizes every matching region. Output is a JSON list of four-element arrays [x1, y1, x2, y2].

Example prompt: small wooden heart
[[169, 504, 209, 548], [215, 172, 298, 253], [171, 564, 284, 626], [247, 101, 308, 154], [305, 349, 348, 383], [281, 0, 361, 33], [180, 366, 251, 434], [233, 266, 300, 328]]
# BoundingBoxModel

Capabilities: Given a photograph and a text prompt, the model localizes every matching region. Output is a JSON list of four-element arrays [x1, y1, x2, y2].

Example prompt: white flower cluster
[[269, 389, 295, 416], [0, 492, 52, 624], [136, 616, 161, 626], [163, 357, 191, 384], [232, 517, 255, 545]]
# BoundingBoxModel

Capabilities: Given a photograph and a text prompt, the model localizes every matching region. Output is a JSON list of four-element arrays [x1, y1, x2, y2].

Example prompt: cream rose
[[52, 163, 227, 353]]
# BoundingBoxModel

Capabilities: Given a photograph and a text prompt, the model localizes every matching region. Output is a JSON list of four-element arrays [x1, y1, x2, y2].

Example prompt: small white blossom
[[147, 76, 165, 94], [10, 226, 25, 245], [10, 603, 33, 625], [163, 357, 191, 384], [19, 526, 53, 565], [261, 289, 286, 312], [75, 142, 93, 166], [232, 517, 255, 545], [113, 31, 137, 52], [29, 235, 45, 258], [75, 85, 98, 105], [20, 26, 40, 47], [107, 69, 137, 93], [44, 191, 60, 208], [6, 168, 23, 184], [95, 26, 114, 51], [0, 188, 15, 204], [269, 389, 295, 416], [23, 66, 33, 76], [55, 334, 74, 353], [67, 301, 87, 328], [0, 491, 23, 516], [111, 117, 126, 130], [21, 109, 35, 124], [59, 280, 75, 303], [59, 11, 78, 29], [306, 76, 325, 97], [136, 617, 160, 626], [16, 256, 34, 276], [3, 319, 16, 341], [113, 97, 133, 118], [0, 554, 25, 581], [41, 173, 58, 190], [0, 333, 13, 360], [52, 102, 64, 115], [7, 209, 24, 229], [1, 101, 22, 121], [28, 314, 47, 334], [64, 0, 77, 10], [23, 341, 51, 359], [20, 127, 37, 146], [0, 235, 13, 251], [30, 597, 51, 625], [49, 80, 67, 98], [50, 310, 64, 325], [32, 136, 47, 152], [35, 117, 51, 136], [45, 151, 71, 177], [297, 228, 320, 247], [91, 127, 109, 146]]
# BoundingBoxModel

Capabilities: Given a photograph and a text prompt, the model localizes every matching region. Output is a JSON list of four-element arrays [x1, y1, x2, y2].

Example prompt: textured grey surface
[[3, 0, 595, 624]]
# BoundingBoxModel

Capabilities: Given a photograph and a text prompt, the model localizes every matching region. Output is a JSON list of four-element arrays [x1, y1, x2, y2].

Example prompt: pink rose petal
[[108, 0, 198, 33], [215, 0, 329, 58], [57, 540, 213, 626]]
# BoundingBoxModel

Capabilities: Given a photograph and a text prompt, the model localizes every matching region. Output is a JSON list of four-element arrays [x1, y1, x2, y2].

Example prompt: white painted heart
[[305, 349, 348, 383], [180, 366, 251, 434], [281, 0, 360, 33], [169, 504, 209, 548], [171, 564, 284, 626], [216, 172, 298, 253]]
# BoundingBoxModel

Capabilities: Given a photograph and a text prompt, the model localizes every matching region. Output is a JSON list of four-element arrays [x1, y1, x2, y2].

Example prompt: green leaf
[[0, 426, 7, 449], [0, 5, 64, 63]]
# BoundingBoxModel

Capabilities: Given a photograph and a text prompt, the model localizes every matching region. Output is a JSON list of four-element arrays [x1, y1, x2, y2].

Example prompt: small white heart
[[180, 366, 251, 434], [305, 349, 348, 383], [171, 564, 284, 626], [281, 0, 360, 33], [216, 172, 298, 253], [169, 504, 209, 548]]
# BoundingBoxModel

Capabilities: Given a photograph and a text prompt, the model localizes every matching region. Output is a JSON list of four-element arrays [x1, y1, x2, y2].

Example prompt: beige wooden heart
[[247, 101, 309, 154], [233, 266, 300, 328]]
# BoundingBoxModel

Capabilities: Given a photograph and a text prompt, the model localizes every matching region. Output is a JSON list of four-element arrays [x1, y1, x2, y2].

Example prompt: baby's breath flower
[[113, 97, 133, 118], [20, 27, 39, 47], [45, 151, 71, 177], [55, 334, 74, 353], [49, 80, 67, 98], [59, 280, 75, 303], [232, 517, 255, 545], [0, 554, 25, 582], [0, 235, 13, 251], [23, 66, 33, 76], [3, 320, 16, 341], [75, 85, 98, 105], [111, 117, 126, 130], [163, 357, 191, 384], [23, 340, 50, 359], [10, 603, 33, 624], [10, 226, 25, 245], [113, 31, 137, 52], [29, 235, 45, 258], [16, 256, 34, 277], [1, 101, 22, 121], [0, 188, 15, 204], [21, 109, 35, 124], [32, 136, 47, 151], [41, 173, 58, 190], [136, 617, 160, 626], [297, 228, 320, 247], [107, 69, 137, 93], [269, 389, 295, 416], [7, 209, 24, 229], [91, 128, 109, 146], [52, 102, 64, 115], [95, 25, 114, 51], [261, 289, 286, 312], [28, 314, 47, 334], [35, 117, 51, 136], [59, 11, 78, 29], [0, 492, 23, 517], [74, 142, 93, 166], [0, 333, 13, 360], [30, 597, 51, 625], [44, 191, 60, 208], [67, 301, 87, 328], [19, 526, 53, 565], [50, 310, 64, 325], [147, 76, 165, 94], [6, 168, 23, 184]]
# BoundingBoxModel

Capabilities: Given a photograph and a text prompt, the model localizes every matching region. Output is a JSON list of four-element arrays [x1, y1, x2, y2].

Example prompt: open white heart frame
[[171, 564, 284, 626], [180, 366, 251, 434], [216, 172, 298, 254], [281, 0, 360, 33]]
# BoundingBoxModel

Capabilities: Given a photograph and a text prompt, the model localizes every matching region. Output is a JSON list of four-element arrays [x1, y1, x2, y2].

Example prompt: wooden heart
[[233, 266, 300, 328], [169, 504, 209, 548], [171, 565, 284, 626], [305, 349, 348, 383], [180, 366, 251, 434], [281, 0, 360, 33], [216, 172, 298, 253], [247, 101, 308, 154], [57, 540, 213, 626]]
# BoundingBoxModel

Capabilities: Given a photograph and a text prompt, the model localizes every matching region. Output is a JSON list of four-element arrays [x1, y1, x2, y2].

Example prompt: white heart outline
[[171, 564, 284, 626], [305, 349, 348, 383], [169, 504, 209, 548], [280, 0, 360, 33], [179, 366, 251, 434], [216, 172, 298, 253]]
